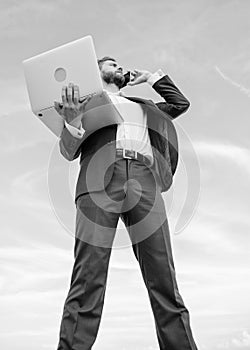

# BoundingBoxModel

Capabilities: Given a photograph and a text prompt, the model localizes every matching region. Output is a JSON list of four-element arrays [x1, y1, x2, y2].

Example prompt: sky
[[0, 0, 250, 349]]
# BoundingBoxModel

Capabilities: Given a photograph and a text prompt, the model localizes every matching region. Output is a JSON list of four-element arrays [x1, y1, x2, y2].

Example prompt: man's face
[[100, 60, 125, 89]]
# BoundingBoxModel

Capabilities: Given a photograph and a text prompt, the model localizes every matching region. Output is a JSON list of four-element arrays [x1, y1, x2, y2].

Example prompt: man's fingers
[[67, 83, 73, 104], [127, 70, 147, 86], [80, 96, 91, 107], [54, 101, 62, 115], [129, 71, 139, 83], [79, 95, 88, 103], [79, 94, 94, 104], [79, 95, 93, 113], [61, 86, 67, 104], [128, 71, 138, 85], [73, 85, 80, 104]]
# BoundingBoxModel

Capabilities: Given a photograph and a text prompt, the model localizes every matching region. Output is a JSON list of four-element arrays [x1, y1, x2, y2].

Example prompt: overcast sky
[[1, 0, 250, 349]]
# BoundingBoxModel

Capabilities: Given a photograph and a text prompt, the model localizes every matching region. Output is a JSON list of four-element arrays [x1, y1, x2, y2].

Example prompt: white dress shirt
[[65, 70, 165, 165]]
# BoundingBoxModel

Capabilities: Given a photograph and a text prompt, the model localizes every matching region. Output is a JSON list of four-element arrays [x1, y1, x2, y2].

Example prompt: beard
[[101, 71, 125, 89]]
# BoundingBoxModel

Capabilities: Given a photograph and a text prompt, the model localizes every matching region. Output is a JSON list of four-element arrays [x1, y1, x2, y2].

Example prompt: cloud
[[194, 141, 250, 175], [0, 246, 72, 294], [0, 1, 250, 349], [232, 331, 250, 347], [10, 168, 46, 199], [215, 66, 250, 98], [218, 330, 250, 349]]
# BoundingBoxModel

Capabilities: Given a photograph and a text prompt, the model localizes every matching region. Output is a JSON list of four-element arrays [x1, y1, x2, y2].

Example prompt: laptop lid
[[22, 35, 103, 136]]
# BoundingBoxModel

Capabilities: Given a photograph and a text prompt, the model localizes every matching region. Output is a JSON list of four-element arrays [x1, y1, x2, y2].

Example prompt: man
[[54, 57, 198, 350]]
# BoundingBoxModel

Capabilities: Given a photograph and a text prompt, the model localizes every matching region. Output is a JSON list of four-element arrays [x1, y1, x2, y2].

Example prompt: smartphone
[[121, 71, 131, 88]]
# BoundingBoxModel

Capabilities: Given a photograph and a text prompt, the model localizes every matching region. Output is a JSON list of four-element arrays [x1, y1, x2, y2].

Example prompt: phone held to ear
[[121, 71, 131, 88]]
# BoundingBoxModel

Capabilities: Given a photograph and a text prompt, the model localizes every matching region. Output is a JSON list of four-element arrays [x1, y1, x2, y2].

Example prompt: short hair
[[97, 56, 116, 69]]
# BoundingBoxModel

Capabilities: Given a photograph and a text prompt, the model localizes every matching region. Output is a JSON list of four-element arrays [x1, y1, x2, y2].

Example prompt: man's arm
[[128, 69, 190, 120], [59, 123, 85, 161], [150, 74, 190, 119], [54, 83, 91, 161]]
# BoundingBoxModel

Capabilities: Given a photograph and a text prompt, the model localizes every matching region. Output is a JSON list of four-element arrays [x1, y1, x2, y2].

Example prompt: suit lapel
[[124, 96, 168, 133], [124, 96, 154, 107], [122, 95, 178, 176], [124, 95, 172, 122]]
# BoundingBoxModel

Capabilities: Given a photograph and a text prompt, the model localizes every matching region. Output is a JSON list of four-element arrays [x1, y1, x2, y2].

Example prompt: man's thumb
[[54, 101, 62, 115]]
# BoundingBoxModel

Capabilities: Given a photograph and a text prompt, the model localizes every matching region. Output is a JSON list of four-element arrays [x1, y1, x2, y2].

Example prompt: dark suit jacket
[[59, 75, 190, 204]]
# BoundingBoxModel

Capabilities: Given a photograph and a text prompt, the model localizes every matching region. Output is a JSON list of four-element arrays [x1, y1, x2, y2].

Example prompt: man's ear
[[121, 71, 131, 88]]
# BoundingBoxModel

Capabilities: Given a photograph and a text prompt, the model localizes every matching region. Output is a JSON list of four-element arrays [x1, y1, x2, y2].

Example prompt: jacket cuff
[[147, 69, 165, 86], [65, 121, 84, 139]]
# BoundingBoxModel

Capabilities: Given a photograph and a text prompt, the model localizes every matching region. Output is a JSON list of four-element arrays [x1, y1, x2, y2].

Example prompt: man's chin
[[102, 72, 125, 89], [114, 75, 125, 89]]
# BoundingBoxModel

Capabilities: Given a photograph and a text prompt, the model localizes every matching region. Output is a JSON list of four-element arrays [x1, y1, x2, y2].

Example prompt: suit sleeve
[[59, 125, 85, 161], [152, 75, 190, 119]]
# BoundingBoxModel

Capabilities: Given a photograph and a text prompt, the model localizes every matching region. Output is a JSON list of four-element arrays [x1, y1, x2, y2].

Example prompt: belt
[[116, 148, 152, 166]]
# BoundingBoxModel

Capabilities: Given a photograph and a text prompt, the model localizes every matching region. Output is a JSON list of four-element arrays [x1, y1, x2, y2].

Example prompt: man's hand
[[54, 83, 93, 128], [127, 69, 152, 86]]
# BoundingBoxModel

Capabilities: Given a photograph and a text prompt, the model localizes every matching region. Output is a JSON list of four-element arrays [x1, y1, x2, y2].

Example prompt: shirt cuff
[[65, 121, 84, 139], [147, 69, 165, 86]]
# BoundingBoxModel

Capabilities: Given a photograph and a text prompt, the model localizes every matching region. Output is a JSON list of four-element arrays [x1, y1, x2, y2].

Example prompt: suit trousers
[[56, 157, 198, 350]]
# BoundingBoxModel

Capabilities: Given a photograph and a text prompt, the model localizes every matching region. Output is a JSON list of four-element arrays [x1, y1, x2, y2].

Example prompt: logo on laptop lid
[[54, 67, 67, 82]]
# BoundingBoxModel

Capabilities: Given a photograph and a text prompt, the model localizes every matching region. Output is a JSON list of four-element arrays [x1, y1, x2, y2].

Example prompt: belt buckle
[[123, 149, 136, 159]]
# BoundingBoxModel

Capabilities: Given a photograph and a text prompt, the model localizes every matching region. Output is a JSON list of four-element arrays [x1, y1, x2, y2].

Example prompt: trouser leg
[[131, 218, 198, 350], [57, 239, 113, 350], [121, 159, 198, 350], [57, 159, 127, 350]]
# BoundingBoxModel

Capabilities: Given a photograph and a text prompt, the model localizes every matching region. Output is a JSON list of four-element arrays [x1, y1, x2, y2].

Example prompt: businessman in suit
[[54, 57, 198, 350]]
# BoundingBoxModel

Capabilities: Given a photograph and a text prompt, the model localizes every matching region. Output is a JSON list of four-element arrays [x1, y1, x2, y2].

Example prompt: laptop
[[22, 35, 123, 137]]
